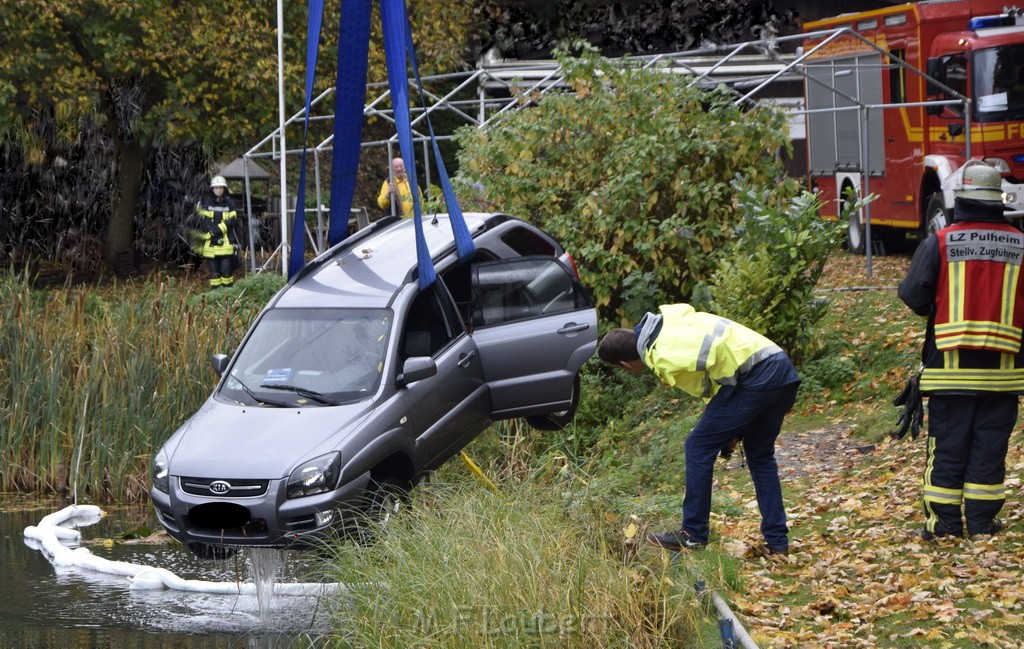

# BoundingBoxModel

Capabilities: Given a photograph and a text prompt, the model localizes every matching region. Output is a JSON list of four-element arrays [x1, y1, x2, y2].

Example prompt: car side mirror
[[210, 353, 230, 377], [397, 356, 437, 386]]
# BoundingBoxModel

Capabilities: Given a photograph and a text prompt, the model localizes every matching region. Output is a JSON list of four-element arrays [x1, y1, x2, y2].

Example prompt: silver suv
[[150, 213, 596, 557]]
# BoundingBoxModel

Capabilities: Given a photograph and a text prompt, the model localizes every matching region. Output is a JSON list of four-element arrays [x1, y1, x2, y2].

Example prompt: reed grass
[[322, 473, 712, 648], [0, 270, 281, 500]]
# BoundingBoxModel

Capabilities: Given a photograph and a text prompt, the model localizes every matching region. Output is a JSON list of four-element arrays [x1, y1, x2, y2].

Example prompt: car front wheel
[[348, 477, 409, 545], [525, 374, 581, 431], [366, 477, 407, 526]]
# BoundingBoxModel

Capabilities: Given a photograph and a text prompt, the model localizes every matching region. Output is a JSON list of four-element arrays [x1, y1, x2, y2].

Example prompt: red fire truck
[[803, 1, 1024, 253]]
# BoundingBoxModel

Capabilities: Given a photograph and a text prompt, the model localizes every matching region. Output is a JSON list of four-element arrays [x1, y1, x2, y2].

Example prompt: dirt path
[[775, 424, 869, 481]]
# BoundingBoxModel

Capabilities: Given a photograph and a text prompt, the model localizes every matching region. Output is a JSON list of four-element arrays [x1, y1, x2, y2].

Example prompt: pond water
[[0, 499, 337, 648]]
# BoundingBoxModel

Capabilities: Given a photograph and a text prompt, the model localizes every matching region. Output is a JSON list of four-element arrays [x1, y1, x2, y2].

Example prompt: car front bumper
[[150, 472, 372, 549]]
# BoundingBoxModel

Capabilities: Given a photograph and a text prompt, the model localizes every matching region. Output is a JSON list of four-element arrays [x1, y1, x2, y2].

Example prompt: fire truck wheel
[[846, 207, 866, 255], [924, 193, 949, 236]]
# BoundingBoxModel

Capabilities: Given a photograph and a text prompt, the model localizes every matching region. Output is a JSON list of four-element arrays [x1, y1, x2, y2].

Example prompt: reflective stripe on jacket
[[934, 221, 1024, 353], [639, 303, 782, 399], [899, 201, 1024, 395], [196, 198, 237, 258]]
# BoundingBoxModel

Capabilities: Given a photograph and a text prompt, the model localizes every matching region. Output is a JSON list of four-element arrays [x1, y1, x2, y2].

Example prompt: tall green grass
[[0, 270, 283, 500], [322, 474, 713, 648]]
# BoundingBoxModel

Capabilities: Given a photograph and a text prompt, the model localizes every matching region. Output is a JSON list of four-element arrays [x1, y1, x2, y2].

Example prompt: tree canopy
[[0, 0, 476, 272]]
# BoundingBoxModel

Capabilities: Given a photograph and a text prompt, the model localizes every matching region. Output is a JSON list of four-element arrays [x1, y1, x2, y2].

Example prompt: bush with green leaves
[[708, 185, 848, 363], [454, 43, 792, 325]]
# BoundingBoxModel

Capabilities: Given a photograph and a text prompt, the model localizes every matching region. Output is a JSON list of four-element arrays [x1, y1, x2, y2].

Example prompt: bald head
[[391, 158, 407, 180]]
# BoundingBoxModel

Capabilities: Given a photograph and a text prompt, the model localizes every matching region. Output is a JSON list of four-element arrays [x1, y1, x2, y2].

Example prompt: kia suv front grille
[[180, 477, 269, 498]]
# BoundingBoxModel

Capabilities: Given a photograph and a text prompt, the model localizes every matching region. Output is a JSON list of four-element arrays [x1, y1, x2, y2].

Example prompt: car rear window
[[500, 226, 557, 257]]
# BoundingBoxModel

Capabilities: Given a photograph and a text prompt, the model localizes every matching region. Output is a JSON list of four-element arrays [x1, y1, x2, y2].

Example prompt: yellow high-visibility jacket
[[376, 177, 422, 218], [639, 304, 783, 399], [195, 197, 237, 258]]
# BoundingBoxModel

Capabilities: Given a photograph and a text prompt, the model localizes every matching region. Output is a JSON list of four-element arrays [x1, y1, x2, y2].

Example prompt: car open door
[[470, 257, 597, 418]]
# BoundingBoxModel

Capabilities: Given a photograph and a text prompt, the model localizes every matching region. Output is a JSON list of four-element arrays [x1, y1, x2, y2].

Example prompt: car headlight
[[286, 452, 342, 499], [152, 450, 170, 494]]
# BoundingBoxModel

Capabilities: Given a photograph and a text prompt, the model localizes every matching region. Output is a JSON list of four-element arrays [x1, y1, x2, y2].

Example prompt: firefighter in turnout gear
[[898, 162, 1023, 541], [196, 175, 239, 289]]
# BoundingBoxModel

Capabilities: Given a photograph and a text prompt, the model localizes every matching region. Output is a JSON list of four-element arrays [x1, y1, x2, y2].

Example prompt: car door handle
[[458, 350, 477, 367], [557, 322, 590, 334]]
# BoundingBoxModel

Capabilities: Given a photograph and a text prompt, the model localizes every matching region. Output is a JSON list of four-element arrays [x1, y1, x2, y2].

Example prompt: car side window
[[471, 257, 586, 328], [401, 285, 456, 360], [439, 252, 498, 328]]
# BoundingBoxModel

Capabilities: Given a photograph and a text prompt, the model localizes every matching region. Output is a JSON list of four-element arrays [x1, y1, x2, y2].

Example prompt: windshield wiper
[[259, 384, 339, 406], [232, 377, 290, 407]]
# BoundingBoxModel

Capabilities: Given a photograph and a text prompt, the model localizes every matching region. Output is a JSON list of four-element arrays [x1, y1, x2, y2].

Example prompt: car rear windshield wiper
[[259, 384, 340, 406], [232, 377, 290, 407]]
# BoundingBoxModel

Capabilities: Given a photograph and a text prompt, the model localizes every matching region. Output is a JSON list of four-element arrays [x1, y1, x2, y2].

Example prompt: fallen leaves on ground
[[714, 425, 1024, 649]]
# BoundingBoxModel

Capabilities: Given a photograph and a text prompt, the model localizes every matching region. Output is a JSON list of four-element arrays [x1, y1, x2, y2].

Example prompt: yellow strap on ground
[[460, 451, 500, 494]]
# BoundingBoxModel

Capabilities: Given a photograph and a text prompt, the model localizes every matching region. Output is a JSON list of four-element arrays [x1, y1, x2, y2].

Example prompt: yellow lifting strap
[[459, 451, 500, 494]]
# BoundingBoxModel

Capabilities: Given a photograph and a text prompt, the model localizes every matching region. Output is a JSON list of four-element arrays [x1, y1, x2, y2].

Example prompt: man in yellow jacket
[[376, 157, 422, 218], [598, 304, 800, 555]]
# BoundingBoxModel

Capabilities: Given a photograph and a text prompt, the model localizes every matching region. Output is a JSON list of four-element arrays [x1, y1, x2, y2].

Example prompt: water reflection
[[1, 500, 337, 648]]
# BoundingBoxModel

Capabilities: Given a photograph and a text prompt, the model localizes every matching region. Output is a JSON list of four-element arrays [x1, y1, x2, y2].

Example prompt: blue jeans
[[682, 381, 799, 549]]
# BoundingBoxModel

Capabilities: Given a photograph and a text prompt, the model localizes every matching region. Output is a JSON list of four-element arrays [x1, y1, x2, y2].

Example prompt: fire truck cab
[[803, 1, 1024, 253]]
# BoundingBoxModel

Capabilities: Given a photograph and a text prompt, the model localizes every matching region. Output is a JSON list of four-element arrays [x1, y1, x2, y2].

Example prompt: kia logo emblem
[[209, 480, 232, 495]]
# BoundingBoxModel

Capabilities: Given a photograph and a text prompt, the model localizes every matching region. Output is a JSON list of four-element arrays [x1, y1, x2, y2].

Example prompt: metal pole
[[478, 83, 486, 124], [313, 147, 324, 253], [386, 140, 396, 217], [277, 0, 288, 275], [243, 157, 256, 274], [861, 105, 873, 279], [422, 139, 431, 206]]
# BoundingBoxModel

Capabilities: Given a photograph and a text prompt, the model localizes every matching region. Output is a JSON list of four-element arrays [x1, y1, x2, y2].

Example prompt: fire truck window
[[975, 45, 1024, 114], [944, 54, 968, 99], [888, 49, 906, 104]]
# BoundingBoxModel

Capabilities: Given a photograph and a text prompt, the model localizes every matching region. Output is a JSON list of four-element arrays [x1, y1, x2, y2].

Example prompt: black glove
[[891, 372, 923, 440]]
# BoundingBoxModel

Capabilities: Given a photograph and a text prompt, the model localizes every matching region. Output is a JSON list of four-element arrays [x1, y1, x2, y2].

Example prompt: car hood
[[165, 398, 373, 479]]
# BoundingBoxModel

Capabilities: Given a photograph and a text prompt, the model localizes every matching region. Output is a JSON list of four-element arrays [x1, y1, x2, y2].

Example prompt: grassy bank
[[0, 270, 283, 500], [323, 472, 726, 647]]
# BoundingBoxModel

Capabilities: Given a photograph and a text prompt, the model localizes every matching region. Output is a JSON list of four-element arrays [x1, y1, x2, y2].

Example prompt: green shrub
[[709, 186, 847, 364], [454, 43, 791, 325]]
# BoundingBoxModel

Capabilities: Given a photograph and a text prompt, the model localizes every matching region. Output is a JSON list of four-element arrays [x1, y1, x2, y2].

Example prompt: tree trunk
[[104, 138, 152, 274]]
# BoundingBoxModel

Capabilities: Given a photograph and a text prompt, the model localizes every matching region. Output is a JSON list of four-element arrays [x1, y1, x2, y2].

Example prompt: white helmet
[[210, 175, 228, 189], [955, 163, 1003, 202]]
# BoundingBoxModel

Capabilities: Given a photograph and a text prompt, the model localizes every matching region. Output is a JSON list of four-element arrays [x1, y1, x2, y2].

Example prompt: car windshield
[[974, 45, 1024, 120], [219, 308, 391, 406]]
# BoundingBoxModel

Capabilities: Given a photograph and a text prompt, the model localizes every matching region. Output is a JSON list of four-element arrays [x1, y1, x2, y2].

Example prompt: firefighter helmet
[[956, 164, 1003, 202], [210, 175, 228, 189]]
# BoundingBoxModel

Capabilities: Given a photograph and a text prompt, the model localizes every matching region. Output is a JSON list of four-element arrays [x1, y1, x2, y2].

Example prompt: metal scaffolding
[[241, 29, 963, 277]]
